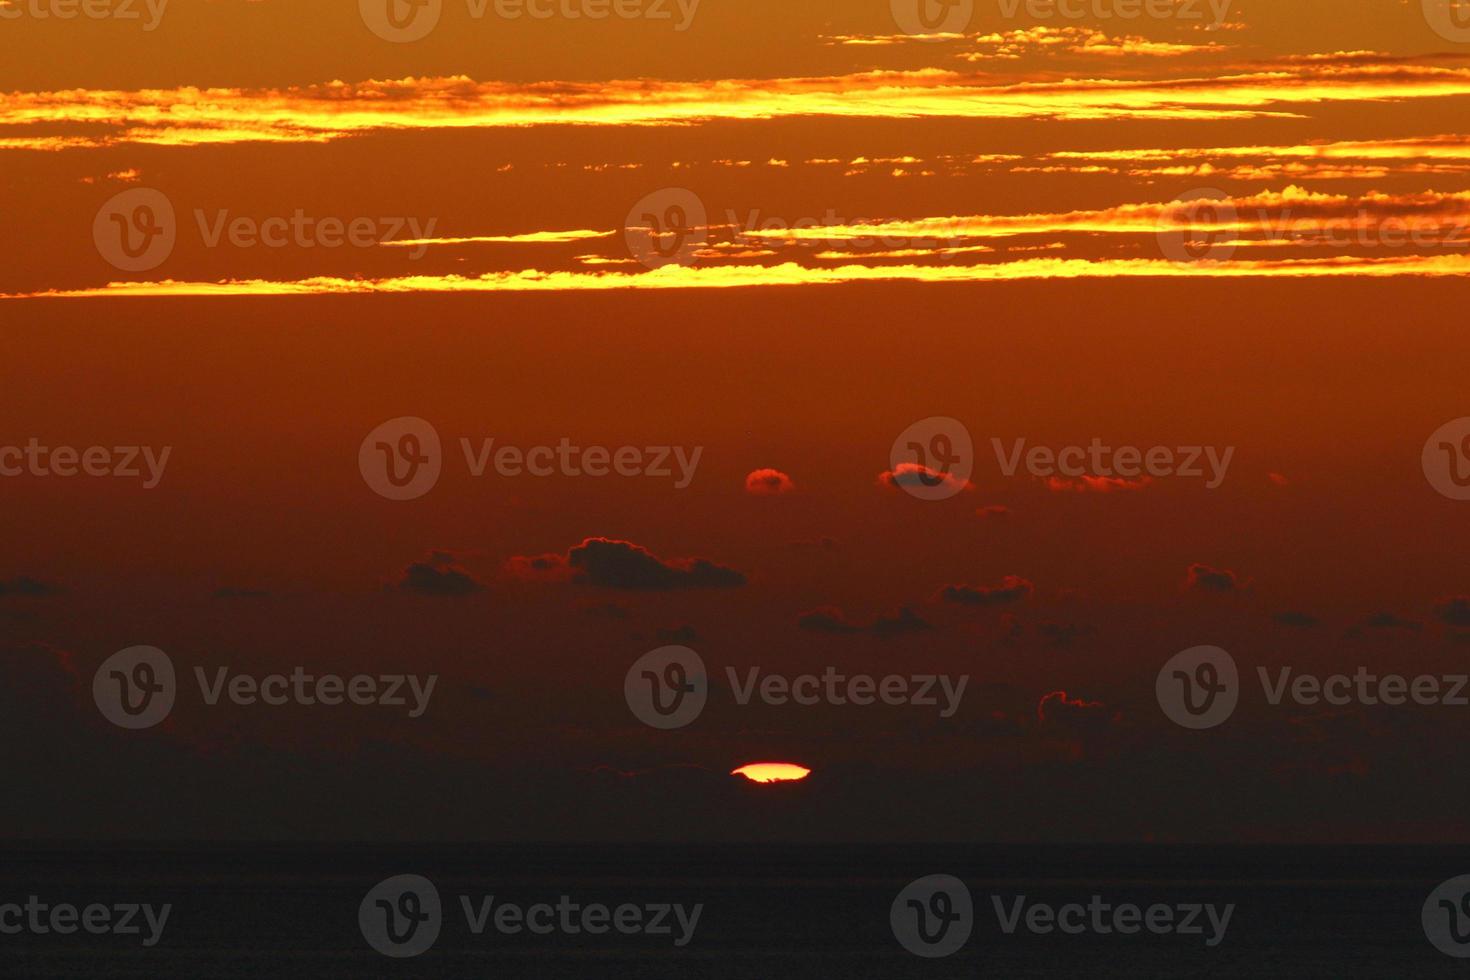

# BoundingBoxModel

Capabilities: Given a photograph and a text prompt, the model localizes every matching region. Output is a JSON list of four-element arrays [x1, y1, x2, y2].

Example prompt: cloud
[[977, 505, 1011, 518], [1037, 690, 1114, 734], [655, 625, 700, 645], [1275, 611, 1320, 628], [940, 575, 1035, 607], [17, 250, 1470, 301], [1362, 612, 1422, 632], [1435, 596, 1470, 628], [508, 538, 746, 590], [798, 605, 932, 638], [1185, 563, 1249, 593], [879, 462, 974, 494], [1045, 475, 1152, 493], [213, 587, 271, 599], [16, 59, 1470, 150], [745, 469, 795, 495], [392, 552, 486, 597], [0, 576, 61, 598]]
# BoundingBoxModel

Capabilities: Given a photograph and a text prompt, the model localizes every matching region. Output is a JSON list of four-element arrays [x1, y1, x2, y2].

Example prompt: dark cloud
[[878, 463, 972, 494], [655, 625, 700, 645], [393, 552, 486, 597], [798, 605, 931, 638], [0, 576, 62, 598], [1185, 563, 1249, 593], [1435, 596, 1470, 628], [1038, 620, 1088, 647], [1362, 612, 1422, 632], [940, 575, 1034, 607], [213, 587, 270, 599], [1274, 611, 1319, 628], [1037, 690, 1115, 736], [509, 538, 746, 591]]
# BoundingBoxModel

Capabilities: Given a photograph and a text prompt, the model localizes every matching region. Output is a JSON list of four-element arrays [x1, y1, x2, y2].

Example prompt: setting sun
[[732, 763, 812, 784]]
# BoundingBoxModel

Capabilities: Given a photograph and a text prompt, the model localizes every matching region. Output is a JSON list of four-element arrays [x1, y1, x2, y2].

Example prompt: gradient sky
[[2, 0, 1469, 842]]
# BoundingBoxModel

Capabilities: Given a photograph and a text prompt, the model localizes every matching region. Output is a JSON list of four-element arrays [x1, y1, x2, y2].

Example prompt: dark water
[[0, 844, 1466, 977]]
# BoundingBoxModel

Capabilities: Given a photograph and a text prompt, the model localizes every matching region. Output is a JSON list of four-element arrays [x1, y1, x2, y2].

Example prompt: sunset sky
[[2, 0, 1470, 843]]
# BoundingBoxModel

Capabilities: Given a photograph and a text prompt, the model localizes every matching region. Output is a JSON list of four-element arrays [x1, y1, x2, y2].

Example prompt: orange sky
[[2, 0, 1470, 843]]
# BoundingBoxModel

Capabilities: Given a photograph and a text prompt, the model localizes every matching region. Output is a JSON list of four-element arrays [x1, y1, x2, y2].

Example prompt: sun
[[731, 762, 812, 784]]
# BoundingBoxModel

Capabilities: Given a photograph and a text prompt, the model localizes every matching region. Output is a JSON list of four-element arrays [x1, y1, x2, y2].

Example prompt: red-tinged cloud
[[879, 462, 974, 494], [745, 469, 795, 495], [940, 575, 1035, 606], [507, 537, 746, 590], [1037, 690, 1115, 733], [1269, 472, 1290, 486], [1184, 563, 1249, 593], [977, 504, 1011, 518], [1045, 475, 1153, 493]]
